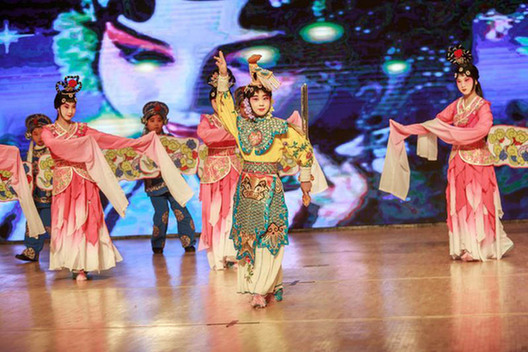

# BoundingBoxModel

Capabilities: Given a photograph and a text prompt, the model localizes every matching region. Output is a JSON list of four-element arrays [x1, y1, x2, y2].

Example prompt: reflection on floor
[[0, 222, 527, 351]]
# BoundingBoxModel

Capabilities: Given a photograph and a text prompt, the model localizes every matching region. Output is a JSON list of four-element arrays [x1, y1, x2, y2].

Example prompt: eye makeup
[[105, 22, 175, 66]]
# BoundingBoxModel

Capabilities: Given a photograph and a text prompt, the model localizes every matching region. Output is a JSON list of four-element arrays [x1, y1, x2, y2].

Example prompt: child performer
[[214, 52, 314, 308], [197, 69, 241, 270], [141, 101, 197, 253], [15, 114, 53, 262], [42, 76, 193, 280], [380, 45, 513, 261]]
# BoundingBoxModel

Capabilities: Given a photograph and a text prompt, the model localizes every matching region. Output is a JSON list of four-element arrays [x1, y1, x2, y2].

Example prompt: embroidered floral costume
[[216, 56, 314, 298], [16, 114, 53, 262], [197, 69, 241, 270], [141, 101, 196, 253], [42, 76, 193, 272], [380, 46, 513, 261]]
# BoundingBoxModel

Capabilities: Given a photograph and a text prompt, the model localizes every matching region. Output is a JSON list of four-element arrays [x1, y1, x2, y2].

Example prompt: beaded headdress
[[446, 45, 475, 79], [55, 75, 82, 105]]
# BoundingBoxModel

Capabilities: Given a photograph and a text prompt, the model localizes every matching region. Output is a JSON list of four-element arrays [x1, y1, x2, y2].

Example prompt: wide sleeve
[[0, 145, 45, 237], [422, 102, 492, 146], [41, 126, 130, 217], [85, 127, 193, 206], [435, 100, 457, 124], [215, 75, 238, 139], [280, 125, 314, 169]]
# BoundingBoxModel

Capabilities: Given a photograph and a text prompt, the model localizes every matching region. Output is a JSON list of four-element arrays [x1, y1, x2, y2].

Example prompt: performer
[[214, 52, 314, 308], [15, 114, 53, 262], [141, 101, 197, 254], [197, 69, 241, 270], [380, 45, 513, 261], [42, 76, 193, 280]]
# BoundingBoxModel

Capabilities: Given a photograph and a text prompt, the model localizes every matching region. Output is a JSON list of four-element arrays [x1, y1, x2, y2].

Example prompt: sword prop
[[301, 83, 311, 207]]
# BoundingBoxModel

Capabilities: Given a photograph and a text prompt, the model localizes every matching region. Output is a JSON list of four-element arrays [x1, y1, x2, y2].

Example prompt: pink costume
[[380, 97, 513, 261], [42, 122, 193, 272], [197, 114, 242, 270]]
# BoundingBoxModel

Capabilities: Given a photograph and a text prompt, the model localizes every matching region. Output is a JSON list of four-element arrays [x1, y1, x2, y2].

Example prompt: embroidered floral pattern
[[231, 162, 289, 265], [180, 235, 191, 248], [174, 209, 184, 221], [237, 116, 288, 155], [161, 211, 169, 224], [0, 169, 15, 201], [152, 225, 160, 237], [449, 98, 495, 166], [23, 247, 36, 259], [49, 122, 93, 195]]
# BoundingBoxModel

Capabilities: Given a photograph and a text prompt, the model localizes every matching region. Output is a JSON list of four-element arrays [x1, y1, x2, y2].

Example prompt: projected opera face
[[98, 0, 255, 126]]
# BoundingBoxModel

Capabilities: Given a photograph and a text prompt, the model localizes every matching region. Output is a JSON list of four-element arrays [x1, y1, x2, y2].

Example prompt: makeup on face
[[249, 90, 271, 117], [59, 102, 77, 121], [456, 75, 474, 96]]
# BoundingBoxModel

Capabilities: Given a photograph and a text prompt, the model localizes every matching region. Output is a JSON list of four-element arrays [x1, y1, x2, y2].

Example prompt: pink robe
[[42, 122, 193, 272], [197, 114, 241, 270], [380, 97, 513, 261]]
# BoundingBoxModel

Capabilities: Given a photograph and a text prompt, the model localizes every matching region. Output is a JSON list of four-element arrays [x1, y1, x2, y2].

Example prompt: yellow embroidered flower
[[125, 149, 136, 158], [506, 145, 518, 157], [121, 161, 132, 172], [517, 131, 527, 144], [106, 150, 117, 159], [506, 128, 516, 141], [494, 128, 505, 140], [487, 133, 497, 145], [493, 145, 502, 157]]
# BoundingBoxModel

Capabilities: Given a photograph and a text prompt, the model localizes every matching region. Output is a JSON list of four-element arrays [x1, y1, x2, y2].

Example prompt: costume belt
[[242, 161, 278, 175], [207, 147, 237, 157]]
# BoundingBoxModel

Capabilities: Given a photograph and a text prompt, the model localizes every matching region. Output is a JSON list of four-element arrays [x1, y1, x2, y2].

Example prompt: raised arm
[[214, 51, 238, 138]]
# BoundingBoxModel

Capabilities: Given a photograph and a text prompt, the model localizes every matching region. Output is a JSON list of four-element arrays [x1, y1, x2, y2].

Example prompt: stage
[[1, 222, 527, 351]]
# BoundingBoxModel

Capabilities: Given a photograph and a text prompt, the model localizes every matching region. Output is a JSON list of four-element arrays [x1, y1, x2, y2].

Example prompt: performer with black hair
[[214, 51, 317, 308], [15, 114, 53, 262], [141, 101, 197, 254], [197, 69, 241, 270], [380, 45, 514, 261], [41, 76, 193, 280]]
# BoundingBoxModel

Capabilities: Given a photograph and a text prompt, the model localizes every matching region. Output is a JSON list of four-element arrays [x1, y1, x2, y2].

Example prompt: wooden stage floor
[[1, 222, 527, 352]]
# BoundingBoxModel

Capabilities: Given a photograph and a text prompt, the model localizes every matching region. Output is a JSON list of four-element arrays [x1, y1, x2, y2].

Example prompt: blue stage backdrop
[[0, 1, 527, 240]]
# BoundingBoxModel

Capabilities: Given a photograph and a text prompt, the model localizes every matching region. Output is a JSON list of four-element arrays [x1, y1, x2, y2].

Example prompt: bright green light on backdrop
[[300, 22, 344, 44], [382, 60, 411, 75]]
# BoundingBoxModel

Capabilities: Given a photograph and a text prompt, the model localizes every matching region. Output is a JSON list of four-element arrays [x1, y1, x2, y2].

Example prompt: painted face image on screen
[[98, 0, 265, 126]]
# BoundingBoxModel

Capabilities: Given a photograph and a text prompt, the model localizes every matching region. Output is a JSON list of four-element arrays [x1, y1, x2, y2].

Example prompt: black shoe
[[152, 248, 164, 254], [15, 251, 38, 262], [184, 246, 196, 253]]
